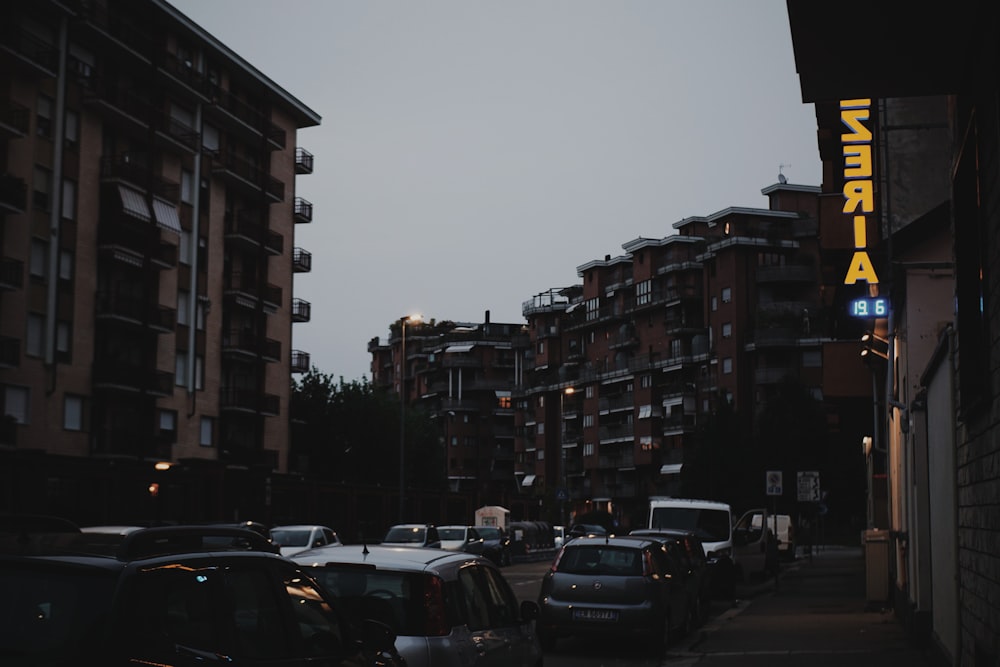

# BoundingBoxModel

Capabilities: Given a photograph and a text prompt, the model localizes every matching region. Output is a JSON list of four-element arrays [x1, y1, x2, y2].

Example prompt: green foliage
[[290, 368, 446, 491]]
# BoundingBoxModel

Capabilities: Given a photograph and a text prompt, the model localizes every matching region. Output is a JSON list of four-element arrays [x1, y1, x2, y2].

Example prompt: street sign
[[556, 487, 568, 502], [797, 470, 821, 502], [766, 470, 783, 496]]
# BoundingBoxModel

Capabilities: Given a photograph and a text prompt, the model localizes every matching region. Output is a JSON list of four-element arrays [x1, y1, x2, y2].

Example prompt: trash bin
[[863, 528, 889, 603]]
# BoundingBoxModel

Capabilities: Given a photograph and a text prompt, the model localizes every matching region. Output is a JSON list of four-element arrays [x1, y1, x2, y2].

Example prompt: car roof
[[292, 543, 484, 572], [648, 497, 731, 510], [561, 535, 659, 549], [437, 524, 471, 530], [272, 524, 332, 531]]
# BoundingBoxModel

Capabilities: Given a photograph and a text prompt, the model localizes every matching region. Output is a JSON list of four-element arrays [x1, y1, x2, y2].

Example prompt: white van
[[647, 497, 733, 561]]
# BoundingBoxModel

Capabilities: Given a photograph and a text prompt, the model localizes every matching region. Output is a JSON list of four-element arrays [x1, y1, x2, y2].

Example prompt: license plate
[[573, 608, 619, 622]]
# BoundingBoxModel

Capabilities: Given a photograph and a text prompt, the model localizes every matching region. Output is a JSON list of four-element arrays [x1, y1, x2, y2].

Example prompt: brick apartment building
[[514, 181, 872, 529], [1, 0, 319, 520]]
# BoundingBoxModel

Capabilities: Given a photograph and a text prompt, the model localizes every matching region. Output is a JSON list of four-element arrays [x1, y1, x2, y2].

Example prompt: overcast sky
[[167, 0, 821, 383]]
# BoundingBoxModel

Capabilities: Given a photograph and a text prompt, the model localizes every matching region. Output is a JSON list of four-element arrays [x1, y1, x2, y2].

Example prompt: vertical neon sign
[[841, 99, 879, 285]]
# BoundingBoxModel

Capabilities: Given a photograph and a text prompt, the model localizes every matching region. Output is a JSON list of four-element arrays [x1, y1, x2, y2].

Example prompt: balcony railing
[[0, 174, 27, 213], [211, 150, 284, 202], [224, 210, 283, 255], [224, 271, 282, 309], [220, 387, 280, 415], [0, 23, 58, 74], [295, 147, 314, 174], [292, 247, 312, 273], [100, 154, 179, 200], [598, 422, 634, 442], [0, 257, 23, 290], [294, 197, 313, 223], [95, 292, 176, 332], [207, 87, 285, 149], [0, 335, 19, 368], [92, 364, 174, 396], [82, 77, 154, 129], [291, 350, 311, 373], [0, 98, 29, 138], [222, 330, 281, 361], [291, 298, 311, 323]]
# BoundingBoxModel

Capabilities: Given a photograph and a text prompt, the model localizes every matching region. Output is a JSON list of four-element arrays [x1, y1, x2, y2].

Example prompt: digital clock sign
[[849, 297, 888, 318]]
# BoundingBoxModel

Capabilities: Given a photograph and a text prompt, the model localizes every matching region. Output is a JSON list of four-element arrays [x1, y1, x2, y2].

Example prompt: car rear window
[[0, 563, 116, 664], [438, 528, 466, 541], [650, 507, 730, 542], [271, 529, 312, 547], [383, 527, 426, 543], [556, 545, 643, 576], [307, 567, 459, 636]]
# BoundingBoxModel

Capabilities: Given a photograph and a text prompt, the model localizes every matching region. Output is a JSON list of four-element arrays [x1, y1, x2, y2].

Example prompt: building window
[[640, 374, 652, 388], [711, 296, 718, 311], [26, 314, 44, 357], [4, 385, 29, 424], [583, 442, 595, 456], [179, 230, 192, 265], [33, 167, 51, 211], [64, 110, 79, 151], [36, 95, 52, 138], [498, 395, 511, 409], [537, 341, 544, 355], [56, 321, 70, 357], [181, 169, 194, 204], [802, 350, 822, 367], [537, 422, 544, 435], [638, 405, 652, 419], [537, 449, 544, 460], [177, 290, 190, 326], [670, 339, 682, 357], [722, 357, 733, 374], [29, 239, 47, 279], [721, 287, 732, 303], [450, 435, 458, 447], [583, 414, 594, 428], [635, 279, 651, 306], [202, 123, 220, 154], [195, 355, 204, 390], [196, 299, 207, 331], [63, 395, 84, 431], [61, 180, 76, 220], [722, 322, 732, 339], [58, 249, 73, 281], [586, 297, 600, 321], [199, 417, 214, 446], [159, 410, 177, 443], [175, 351, 188, 386], [585, 385, 594, 398]]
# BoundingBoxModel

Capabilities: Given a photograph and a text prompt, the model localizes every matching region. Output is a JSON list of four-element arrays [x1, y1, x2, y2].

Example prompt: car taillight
[[643, 550, 655, 577], [423, 575, 449, 637], [549, 546, 565, 573]]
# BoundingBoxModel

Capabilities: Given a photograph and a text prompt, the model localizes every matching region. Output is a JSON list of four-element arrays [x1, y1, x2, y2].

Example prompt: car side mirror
[[519, 600, 539, 622]]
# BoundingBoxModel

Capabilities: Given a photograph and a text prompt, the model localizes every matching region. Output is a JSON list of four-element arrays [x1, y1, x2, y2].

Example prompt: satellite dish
[[778, 173, 787, 184]]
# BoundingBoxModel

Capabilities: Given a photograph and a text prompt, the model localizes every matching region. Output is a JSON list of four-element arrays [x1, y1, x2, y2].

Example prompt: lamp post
[[399, 314, 421, 522], [559, 387, 575, 527]]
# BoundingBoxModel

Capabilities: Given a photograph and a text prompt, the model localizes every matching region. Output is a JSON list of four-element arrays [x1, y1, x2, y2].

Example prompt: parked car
[[565, 523, 608, 541], [382, 523, 442, 548], [293, 544, 543, 667], [475, 525, 511, 566], [537, 534, 694, 656], [437, 525, 485, 554], [0, 518, 406, 666], [647, 497, 736, 597], [732, 509, 777, 580], [629, 528, 712, 625], [270, 524, 342, 557], [752, 513, 795, 561]]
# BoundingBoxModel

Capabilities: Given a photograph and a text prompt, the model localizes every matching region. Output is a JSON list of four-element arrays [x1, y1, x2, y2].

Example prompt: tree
[[290, 369, 446, 491]]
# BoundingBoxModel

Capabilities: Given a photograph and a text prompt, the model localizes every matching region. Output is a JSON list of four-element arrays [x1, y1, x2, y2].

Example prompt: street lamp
[[559, 387, 575, 527], [399, 313, 421, 522]]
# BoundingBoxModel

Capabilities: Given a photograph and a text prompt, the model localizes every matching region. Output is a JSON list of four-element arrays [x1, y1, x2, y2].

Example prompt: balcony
[[598, 422, 634, 443], [95, 292, 176, 332], [0, 23, 58, 76], [98, 219, 177, 269], [755, 366, 797, 385], [292, 247, 312, 273], [0, 174, 27, 213], [77, 1, 153, 60], [82, 77, 154, 132], [291, 298, 311, 323], [224, 271, 282, 311], [291, 350, 310, 373], [156, 113, 200, 153], [598, 394, 634, 414], [0, 98, 29, 138], [220, 387, 280, 416], [210, 150, 284, 202], [156, 50, 209, 99], [222, 330, 280, 362], [295, 147, 314, 174], [101, 154, 179, 200], [92, 364, 174, 396], [206, 88, 285, 149], [0, 257, 22, 290], [224, 210, 283, 255], [0, 336, 19, 368], [294, 197, 313, 223], [757, 264, 815, 283]]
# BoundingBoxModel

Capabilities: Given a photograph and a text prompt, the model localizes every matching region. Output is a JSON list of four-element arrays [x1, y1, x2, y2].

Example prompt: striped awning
[[521, 474, 536, 487], [151, 198, 182, 235], [118, 185, 151, 223]]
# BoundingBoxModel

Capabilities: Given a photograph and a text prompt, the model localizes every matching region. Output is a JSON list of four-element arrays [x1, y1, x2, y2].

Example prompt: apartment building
[[369, 313, 522, 508], [514, 181, 873, 529], [1, 0, 319, 515]]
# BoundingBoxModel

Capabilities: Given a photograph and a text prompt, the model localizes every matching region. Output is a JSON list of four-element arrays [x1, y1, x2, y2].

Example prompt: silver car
[[537, 535, 694, 656], [293, 544, 543, 667]]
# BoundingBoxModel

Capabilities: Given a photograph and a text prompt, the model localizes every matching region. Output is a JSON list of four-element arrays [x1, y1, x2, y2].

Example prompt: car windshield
[[477, 527, 500, 540], [0, 565, 116, 665], [271, 529, 312, 547], [438, 528, 466, 541], [557, 545, 643, 576], [384, 527, 425, 543], [650, 507, 730, 542]]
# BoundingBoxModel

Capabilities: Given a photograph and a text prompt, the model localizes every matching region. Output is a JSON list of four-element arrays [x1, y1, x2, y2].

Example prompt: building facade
[[788, 2, 1000, 664], [1, 0, 319, 519]]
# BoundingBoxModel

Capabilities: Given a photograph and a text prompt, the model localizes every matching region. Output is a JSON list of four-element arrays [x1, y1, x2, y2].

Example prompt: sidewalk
[[664, 545, 942, 667]]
